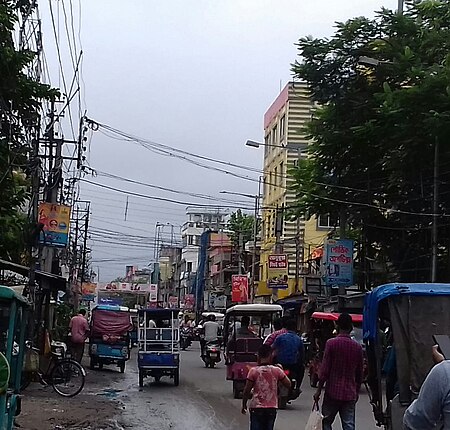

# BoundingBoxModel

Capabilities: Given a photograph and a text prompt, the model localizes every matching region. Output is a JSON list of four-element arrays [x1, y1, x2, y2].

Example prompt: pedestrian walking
[[313, 313, 363, 430], [69, 308, 89, 363], [242, 344, 291, 430]]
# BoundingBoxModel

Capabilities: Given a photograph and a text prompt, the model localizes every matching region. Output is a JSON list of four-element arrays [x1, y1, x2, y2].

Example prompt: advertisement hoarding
[[232, 275, 249, 303], [38, 203, 71, 247], [324, 239, 354, 287], [81, 282, 96, 302], [98, 283, 152, 292], [267, 254, 289, 289]]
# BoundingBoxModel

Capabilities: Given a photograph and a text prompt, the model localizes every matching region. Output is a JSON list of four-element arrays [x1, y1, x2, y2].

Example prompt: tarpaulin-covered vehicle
[[89, 305, 132, 373], [363, 283, 450, 429]]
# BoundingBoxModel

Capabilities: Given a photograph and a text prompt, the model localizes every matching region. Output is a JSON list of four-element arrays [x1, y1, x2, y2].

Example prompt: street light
[[245, 139, 286, 149], [220, 188, 261, 303]]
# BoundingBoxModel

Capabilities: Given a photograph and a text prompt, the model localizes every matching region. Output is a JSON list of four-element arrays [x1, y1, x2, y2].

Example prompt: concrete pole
[[398, 0, 404, 14]]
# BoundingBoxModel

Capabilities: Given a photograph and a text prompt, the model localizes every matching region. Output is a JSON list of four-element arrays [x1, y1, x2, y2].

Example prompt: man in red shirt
[[69, 309, 89, 363], [242, 344, 291, 430], [313, 313, 363, 430], [263, 317, 288, 347]]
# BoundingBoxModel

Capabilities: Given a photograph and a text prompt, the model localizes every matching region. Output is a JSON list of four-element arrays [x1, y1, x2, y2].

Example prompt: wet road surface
[[100, 343, 379, 430]]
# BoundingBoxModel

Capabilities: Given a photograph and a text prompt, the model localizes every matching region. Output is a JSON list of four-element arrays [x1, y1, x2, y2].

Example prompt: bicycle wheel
[[50, 359, 86, 397]]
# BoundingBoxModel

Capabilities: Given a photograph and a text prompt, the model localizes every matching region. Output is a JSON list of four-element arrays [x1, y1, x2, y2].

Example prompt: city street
[[18, 343, 379, 430]]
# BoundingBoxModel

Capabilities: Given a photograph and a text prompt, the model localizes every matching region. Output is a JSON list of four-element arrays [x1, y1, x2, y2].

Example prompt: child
[[241, 344, 291, 430]]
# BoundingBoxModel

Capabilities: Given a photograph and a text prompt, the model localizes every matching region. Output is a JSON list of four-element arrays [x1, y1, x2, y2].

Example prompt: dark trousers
[[71, 342, 85, 363], [249, 408, 277, 430], [322, 394, 356, 430]]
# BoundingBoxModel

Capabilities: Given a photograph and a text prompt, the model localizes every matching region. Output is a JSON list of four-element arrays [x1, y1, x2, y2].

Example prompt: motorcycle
[[202, 341, 221, 368], [278, 366, 302, 409], [180, 327, 193, 350]]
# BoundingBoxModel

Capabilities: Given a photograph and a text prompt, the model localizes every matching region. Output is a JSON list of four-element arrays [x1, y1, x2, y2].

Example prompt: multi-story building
[[179, 207, 228, 301], [158, 245, 182, 306], [258, 81, 315, 300]]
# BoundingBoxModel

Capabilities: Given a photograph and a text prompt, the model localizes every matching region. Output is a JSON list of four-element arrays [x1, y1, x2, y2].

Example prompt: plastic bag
[[305, 402, 323, 430]]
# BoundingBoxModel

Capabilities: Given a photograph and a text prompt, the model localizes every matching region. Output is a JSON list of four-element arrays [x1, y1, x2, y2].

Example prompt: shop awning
[[0, 259, 67, 291]]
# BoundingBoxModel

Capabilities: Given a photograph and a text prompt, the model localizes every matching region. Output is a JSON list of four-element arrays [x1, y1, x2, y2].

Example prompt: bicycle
[[21, 340, 86, 397]]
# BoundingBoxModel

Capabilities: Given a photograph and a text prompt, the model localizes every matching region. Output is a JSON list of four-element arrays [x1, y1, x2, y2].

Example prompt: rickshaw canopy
[[225, 304, 283, 315], [0, 286, 29, 306], [311, 312, 363, 324], [363, 283, 450, 342]]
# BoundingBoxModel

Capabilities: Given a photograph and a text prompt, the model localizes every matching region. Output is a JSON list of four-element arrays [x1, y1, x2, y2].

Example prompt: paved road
[[103, 343, 379, 430]]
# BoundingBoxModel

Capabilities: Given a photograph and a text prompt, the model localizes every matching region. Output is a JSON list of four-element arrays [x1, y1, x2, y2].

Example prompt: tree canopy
[[227, 210, 255, 249], [0, 1, 57, 262], [291, 0, 450, 284]]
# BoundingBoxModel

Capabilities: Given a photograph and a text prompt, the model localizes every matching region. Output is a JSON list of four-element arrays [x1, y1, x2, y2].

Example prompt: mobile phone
[[432, 334, 450, 359]]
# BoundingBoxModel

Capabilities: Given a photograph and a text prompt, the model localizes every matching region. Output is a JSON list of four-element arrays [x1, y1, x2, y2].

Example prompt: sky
[[39, 0, 398, 281]]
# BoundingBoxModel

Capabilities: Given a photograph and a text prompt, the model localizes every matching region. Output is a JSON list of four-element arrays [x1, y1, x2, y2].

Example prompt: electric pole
[[431, 137, 440, 282]]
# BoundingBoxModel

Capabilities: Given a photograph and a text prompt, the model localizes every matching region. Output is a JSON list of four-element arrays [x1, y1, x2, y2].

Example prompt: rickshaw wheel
[[98, 362, 103, 370], [209, 362, 215, 368], [89, 358, 95, 370], [174, 369, 180, 386], [119, 362, 125, 373], [139, 370, 144, 388], [279, 397, 288, 410]]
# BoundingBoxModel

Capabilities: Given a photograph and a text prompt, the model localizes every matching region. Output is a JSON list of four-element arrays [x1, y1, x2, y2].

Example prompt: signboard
[[98, 283, 152, 292], [149, 284, 158, 302], [183, 294, 195, 310], [81, 282, 96, 302], [232, 275, 248, 303], [38, 203, 71, 247], [168, 296, 178, 308], [267, 254, 289, 289], [324, 239, 354, 287]]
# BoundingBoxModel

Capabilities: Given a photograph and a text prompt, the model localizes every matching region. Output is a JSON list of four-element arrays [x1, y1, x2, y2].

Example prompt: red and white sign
[[268, 254, 288, 269], [232, 275, 249, 303], [183, 294, 195, 310]]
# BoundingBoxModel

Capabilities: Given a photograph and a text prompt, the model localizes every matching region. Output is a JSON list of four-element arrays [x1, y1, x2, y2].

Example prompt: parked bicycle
[[21, 340, 86, 397]]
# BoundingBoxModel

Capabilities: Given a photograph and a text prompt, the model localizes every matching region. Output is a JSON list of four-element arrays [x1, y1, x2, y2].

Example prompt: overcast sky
[[40, 0, 397, 281]]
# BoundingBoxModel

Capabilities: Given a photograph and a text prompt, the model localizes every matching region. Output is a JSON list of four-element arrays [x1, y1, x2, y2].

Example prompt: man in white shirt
[[201, 314, 220, 356]]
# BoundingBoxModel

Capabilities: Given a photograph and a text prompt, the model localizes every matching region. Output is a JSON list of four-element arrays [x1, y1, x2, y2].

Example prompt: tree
[[0, 1, 58, 263], [290, 1, 450, 284], [227, 210, 256, 249]]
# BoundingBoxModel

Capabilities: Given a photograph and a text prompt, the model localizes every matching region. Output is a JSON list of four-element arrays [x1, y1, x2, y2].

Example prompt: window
[[274, 167, 278, 189], [317, 214, 339, 229], [279, 162, 284, 185], [272, 125, 278, 146], [280, 115, 286, 140], [269, 172, 272, 194], [187, 262, 193, 272], [188, 235, 194, 245], [264, 135, 270, 158]]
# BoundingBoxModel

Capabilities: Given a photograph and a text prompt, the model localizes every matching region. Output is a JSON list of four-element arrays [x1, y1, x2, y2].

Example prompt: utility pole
[[294, 217, 303, 293], [78, 207, 90, 311], [431, 137, 440, 282], [272, 206, 284, 302], [398, 0, 404, 14], [238, 232, 243, 275], [250, 187, 260, 304]]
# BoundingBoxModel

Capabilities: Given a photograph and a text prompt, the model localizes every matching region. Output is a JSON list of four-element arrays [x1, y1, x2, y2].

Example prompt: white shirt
[[203, 321, 219, 342]]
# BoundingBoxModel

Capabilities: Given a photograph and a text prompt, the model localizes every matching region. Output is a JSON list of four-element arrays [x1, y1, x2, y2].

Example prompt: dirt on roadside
[[15, 385, 124, 430]]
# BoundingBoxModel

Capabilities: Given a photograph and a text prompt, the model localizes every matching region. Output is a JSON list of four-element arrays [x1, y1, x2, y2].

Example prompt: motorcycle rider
[[201, 314, 220, 357], [272, 318, 304, 393], [181, 315, 192, 329]]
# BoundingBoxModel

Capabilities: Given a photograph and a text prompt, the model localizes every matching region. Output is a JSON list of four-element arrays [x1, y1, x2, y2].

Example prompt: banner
[[81, 282, 96, 301], [232, 275, 248, 303], [98, 283, 152, 292], [183, 294, 195, 310], [267, 254, 289, 289], [38, 203, 71, 247], [324, 239, 354, 287]]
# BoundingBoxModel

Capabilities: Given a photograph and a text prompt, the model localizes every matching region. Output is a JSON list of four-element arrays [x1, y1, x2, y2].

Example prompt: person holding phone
[[403, 344, 450, 429]]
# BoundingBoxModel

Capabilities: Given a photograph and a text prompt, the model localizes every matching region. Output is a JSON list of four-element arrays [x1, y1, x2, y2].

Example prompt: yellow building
[[257, 82, 331, 300]]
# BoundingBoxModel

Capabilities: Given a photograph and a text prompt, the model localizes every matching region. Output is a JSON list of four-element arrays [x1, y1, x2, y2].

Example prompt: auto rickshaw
[[0, 286, 30, 430], [363, 283, 450, 430], [224, 304, 282, 398], [137, 308, 180, 387], [308, 312, 364, 388], [89, 305, 132, 373]]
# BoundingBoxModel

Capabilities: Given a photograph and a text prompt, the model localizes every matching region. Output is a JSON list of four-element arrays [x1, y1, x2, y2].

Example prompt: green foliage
[[0, 1, 58, 263], [227, 210, 256, 249], [52, 302, 73, 341], [291, 1, 450, 283]]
